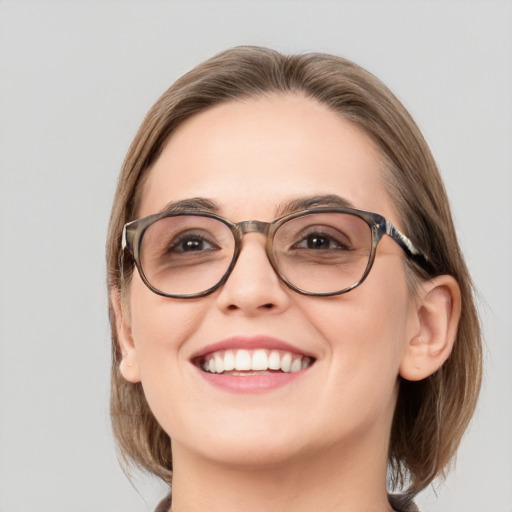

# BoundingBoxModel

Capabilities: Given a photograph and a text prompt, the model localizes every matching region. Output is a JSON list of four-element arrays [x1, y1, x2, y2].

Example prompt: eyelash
[[166, 232, 216, 253], [292, 228, 352, 250]]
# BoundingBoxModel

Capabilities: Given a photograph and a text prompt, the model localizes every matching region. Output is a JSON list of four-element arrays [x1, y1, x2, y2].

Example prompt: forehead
[[139, 93, 395, 222]]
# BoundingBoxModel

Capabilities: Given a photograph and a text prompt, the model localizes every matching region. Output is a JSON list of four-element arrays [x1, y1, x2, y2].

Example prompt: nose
[[215, 233, 291, 315]]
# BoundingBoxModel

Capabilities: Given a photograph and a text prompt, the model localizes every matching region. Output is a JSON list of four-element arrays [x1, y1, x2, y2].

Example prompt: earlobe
[[400, 275, 461, 381], [110, 288, 141, 383]]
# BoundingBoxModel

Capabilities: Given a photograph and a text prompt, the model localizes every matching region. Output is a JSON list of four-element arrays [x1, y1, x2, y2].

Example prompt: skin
[[113, 94, 460, 512]]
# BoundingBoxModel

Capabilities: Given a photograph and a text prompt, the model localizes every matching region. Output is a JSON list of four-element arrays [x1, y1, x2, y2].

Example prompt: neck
[[169, 434, 394, 512]]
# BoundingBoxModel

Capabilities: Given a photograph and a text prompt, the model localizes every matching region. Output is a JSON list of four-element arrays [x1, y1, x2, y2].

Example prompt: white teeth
[[223, 350, 235, 371], [252, 349, 268, 370], [268, 350, 281, 370], [235, 349, 252, 371], [280, 352, 292, 373], [214, 353, 224, 374], [200, 349, 313, 375], [290, 357, 302, 373]]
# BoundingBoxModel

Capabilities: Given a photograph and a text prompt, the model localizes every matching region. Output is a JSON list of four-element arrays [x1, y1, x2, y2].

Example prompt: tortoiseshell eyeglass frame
[[121, 207, 433, 299]]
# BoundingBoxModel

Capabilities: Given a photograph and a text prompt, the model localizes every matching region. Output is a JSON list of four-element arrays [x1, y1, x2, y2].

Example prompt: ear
[[400, 275, 461, 381], [110, 288, 141, 383]]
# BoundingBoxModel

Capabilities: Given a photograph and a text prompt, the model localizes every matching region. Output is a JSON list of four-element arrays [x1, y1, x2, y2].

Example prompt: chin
[[169, 416, 315, 470], [191, 439, 307, 470]]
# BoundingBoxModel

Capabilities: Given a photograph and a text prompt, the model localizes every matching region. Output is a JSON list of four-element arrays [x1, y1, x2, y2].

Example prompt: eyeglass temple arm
[[121, 225, 128, 250], [119, 224, 136, 281], [384, 221, 434, 273]]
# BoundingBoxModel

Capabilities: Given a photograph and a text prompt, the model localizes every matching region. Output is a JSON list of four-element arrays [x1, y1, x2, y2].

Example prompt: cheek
[[305, 263, 414, 388], [128, 277, 207, 378], [126, 278, 216, 434]]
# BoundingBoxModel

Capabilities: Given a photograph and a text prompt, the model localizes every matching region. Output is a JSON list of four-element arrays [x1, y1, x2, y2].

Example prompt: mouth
[[191, 336, 316, 392], [195, 348, 314, 375]]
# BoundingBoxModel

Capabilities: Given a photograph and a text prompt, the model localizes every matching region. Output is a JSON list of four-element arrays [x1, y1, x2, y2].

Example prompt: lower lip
[[196, 367, 309, 393]]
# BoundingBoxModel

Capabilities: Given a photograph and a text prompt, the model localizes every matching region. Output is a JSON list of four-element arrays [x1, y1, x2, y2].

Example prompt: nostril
[[225, 302, 275, 311]]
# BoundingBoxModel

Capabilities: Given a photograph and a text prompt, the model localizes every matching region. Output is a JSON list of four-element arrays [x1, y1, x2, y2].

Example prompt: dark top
[[154, 493, 419, 511]]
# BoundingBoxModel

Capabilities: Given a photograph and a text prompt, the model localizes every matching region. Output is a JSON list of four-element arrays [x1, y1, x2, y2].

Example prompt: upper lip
[[190, 335, 316, 360]]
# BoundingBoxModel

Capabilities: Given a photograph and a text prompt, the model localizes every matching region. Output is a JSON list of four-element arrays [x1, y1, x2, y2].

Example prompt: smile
[[199, 349, 313, 375]]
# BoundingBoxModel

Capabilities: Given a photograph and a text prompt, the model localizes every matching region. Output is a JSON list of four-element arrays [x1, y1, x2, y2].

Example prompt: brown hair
[[106, 46, 482, 497]]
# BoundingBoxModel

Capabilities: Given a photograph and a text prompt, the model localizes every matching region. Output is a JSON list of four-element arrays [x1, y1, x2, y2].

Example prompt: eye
[[292, 231, 350, 251], [168, 232, 219, 253]]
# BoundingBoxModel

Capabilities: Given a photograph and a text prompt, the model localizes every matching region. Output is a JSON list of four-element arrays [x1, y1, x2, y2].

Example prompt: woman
[[106, 46, 482, 512]]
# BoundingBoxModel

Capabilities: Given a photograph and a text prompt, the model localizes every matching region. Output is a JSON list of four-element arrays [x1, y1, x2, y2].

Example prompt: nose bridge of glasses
[[237, 220, 271, 236], [228, 220, 278, 286]]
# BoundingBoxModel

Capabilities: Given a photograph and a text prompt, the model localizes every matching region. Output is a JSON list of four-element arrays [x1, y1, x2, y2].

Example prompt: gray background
[[1, 1, 511, 511]]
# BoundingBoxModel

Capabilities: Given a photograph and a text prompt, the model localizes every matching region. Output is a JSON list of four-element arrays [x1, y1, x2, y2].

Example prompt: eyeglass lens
[[139, 213, 373, 296]]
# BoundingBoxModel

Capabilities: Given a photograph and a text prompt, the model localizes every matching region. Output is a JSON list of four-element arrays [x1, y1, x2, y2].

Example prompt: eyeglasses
[[121, 207, 431, 298]]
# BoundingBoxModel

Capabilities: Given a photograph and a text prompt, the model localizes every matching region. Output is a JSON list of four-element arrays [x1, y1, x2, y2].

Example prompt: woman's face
[[118, 94, 420, 469]]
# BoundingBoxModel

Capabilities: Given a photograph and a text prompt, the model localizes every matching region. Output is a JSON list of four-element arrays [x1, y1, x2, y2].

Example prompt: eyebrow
[[157, 197, 221, 215], [157, 194, 356, 218], [277, 194, 356, 216]]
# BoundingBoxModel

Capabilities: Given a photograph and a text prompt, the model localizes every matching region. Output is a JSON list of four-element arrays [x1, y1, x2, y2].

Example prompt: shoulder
[[388, 493, 420, 512], [154, 493, 418, 511], [154, 494, 172, 512]]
